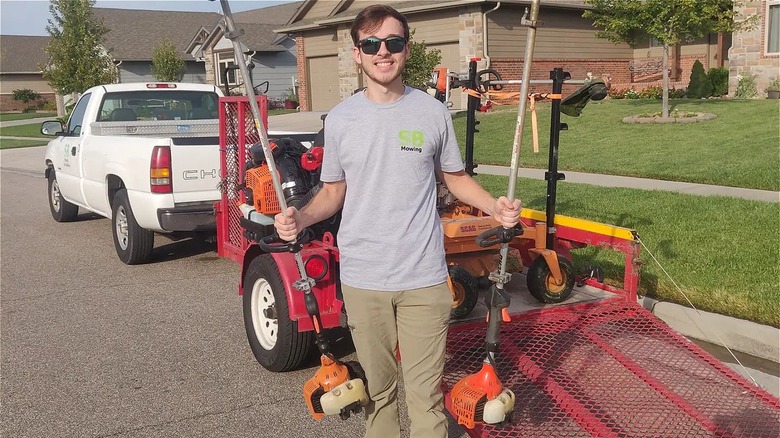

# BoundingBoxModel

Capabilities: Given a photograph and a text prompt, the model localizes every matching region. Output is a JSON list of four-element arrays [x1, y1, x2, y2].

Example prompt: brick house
[[729, 0, 779, 96], [276, 0, 766, 112]]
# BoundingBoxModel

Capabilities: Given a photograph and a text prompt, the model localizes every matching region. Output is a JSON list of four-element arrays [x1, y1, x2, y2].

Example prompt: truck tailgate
[[443, 298, 779, 437], [170, 137, 221, 204]]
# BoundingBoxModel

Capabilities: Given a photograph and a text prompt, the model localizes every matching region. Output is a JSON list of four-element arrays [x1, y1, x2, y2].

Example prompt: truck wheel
[[111, 189, 154, 265], [47, 170, 78, 222], [449, 265, 478, 319], [243, 254, 314, 372], [526, 256, 575, 304]]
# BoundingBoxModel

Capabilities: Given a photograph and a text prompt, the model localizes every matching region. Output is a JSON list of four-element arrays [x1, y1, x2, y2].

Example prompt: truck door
[[55, 93, 92, 207]]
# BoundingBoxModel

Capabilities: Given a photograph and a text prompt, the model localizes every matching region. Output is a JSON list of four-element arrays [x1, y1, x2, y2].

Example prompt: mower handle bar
[[476, 225, 524, 248]]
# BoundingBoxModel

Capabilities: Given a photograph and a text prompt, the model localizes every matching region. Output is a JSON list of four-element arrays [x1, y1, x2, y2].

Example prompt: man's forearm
[[297, 181, 346, 229]]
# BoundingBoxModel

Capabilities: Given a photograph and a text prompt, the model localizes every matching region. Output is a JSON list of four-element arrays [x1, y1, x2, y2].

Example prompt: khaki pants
[[342, 282, 452, 438]]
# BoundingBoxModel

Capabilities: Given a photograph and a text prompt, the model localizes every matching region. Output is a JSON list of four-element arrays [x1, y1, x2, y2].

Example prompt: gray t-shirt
[[321, 86, 464, 291]]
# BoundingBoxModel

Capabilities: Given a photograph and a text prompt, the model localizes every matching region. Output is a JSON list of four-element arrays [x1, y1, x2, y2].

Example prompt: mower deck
[[443, 289, 780, 437]]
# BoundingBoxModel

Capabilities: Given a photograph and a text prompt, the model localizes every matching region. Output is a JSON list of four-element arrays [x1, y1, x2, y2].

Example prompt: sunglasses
[[357, 36, 407, 55]]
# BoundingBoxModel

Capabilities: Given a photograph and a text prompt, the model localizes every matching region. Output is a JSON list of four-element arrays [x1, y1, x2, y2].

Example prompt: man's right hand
[[274, 207, 300, 242]]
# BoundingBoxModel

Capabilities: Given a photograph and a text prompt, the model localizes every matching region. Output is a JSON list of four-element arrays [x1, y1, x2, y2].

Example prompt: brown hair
[[350, 4, 409, 46]]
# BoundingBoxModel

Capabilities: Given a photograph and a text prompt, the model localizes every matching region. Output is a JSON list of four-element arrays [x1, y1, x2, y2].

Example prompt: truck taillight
[[146, 83, 176, 89], [150, 146, 172, 193], [304, 255, 328, 281]]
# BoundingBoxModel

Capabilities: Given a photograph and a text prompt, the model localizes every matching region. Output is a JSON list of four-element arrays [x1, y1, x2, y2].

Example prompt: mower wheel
[[243, 254, 314, 372], [449, 265, 479, 319], [526, 256, 575, 304], [112, 189, 154, 265], [47, 170, 78, 222]]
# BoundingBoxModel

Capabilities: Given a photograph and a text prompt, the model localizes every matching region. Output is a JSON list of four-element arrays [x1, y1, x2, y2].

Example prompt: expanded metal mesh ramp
[[443, 298, 780, 437]]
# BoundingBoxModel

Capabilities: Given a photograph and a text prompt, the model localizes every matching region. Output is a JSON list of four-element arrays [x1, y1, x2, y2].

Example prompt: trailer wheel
[[526, 256, 575, 304], [243, 254, 314, 372], [47, 170, 78, 222], [449, 265, 479, 319], [111, 189, 154, 265]]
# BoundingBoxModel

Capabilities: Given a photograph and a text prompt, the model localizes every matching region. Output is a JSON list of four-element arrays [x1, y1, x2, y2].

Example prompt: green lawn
[[0, 123, 48, 139], [0, 139, 48, 149], [477, 174, 780, 328], [454, 99, 780, 191], [0, 112, 55, 121]]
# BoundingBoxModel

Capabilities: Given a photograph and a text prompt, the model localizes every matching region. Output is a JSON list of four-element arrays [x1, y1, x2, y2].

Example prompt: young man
[[274, 5, 522, 437]]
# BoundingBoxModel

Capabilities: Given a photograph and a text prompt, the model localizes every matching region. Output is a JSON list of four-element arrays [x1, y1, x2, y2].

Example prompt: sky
[[0, 0, 295, 36]]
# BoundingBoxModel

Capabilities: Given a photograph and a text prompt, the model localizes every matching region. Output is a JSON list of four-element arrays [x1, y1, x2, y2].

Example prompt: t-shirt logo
[[399, 130, 423, 153]]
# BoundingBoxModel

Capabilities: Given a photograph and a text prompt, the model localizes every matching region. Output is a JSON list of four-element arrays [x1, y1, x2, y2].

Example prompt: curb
[[638, 296, 780, 364]]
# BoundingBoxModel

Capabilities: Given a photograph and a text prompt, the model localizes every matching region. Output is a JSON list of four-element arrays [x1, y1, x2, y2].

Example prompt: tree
[[151, 38, 186, 82], [584, 0, 756, 117], [43, 0, 116, 96], [402, 30, 442, 89]]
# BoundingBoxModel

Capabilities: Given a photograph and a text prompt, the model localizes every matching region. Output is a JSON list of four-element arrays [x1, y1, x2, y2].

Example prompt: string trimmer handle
[[259, 228, 314, 253], [476, 225, 523, 248]]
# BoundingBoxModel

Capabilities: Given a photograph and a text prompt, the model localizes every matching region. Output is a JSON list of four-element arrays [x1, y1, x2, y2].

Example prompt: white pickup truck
[[42, 82, 224, 265]]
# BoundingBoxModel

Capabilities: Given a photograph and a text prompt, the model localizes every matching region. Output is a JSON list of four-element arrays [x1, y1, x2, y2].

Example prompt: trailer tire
[[111, 189, 154, 265], [449, 265, 479, 319], [47, 170, 78, 222], [243, 254, 314, 372], [526, 256, 575, 304]]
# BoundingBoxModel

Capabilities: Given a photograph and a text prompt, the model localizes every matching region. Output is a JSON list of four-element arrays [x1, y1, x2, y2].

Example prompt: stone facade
[[458, 6, 485, 108], [729, 1, 779, 96], [338, 26, 362, 100]]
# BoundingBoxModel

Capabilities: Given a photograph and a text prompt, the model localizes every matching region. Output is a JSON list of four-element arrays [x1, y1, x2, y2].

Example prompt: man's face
[[353, 17, 409, 88]]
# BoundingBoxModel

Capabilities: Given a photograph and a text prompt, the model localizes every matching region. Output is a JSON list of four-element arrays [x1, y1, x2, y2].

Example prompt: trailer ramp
[[444, 298, 779, 437]]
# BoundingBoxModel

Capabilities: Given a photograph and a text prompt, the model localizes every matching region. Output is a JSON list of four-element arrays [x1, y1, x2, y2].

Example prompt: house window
[[216, 53, 238, 87], [649, 37, 662, 48], [768, 0, 780, 54]]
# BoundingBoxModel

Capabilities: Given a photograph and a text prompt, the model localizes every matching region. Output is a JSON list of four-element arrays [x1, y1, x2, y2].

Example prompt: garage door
[[307, 56, 340, 111], [427, 42, 462, 110]]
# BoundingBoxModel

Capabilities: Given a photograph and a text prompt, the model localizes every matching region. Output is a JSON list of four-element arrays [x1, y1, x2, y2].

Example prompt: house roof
[[94, 8, 222, 61], [233, 1, 305, 24], [0, 35, 49, 73], [277, 0, 589, 33]]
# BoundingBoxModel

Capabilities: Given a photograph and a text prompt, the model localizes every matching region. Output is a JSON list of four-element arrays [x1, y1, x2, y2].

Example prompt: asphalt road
[[0, 146, 386, 437]]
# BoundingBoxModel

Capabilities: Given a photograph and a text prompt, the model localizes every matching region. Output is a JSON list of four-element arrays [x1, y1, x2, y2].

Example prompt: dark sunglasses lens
[[361, 39, 381, 55], [386, 38, 406, 53]]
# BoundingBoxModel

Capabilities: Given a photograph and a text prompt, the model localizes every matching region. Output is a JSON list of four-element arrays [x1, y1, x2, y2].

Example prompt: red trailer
[[215, 96, 779, 435]]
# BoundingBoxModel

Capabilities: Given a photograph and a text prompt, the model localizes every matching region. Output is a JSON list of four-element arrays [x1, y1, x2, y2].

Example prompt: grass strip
[[477, 174, 780, 328], [0, 139, 48, 149], [0, 112, 55, 121], [0, 123, 49, 139]]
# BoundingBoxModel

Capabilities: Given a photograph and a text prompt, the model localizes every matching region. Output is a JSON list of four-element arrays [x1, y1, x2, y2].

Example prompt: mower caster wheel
[[448, 265, 478, 319], [526, 256, 575, 304]]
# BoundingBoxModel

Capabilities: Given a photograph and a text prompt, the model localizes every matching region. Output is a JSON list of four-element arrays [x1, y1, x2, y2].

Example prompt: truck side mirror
[[41, 120, 64, 136]]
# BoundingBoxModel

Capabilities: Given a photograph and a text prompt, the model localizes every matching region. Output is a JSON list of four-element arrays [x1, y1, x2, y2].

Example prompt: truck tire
[[111, 189, 154, 265], [243, 254, 314, 372], [47, 170, 78, 222]]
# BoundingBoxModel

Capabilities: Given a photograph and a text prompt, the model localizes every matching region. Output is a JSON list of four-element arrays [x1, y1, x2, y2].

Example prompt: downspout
[[114, 60, 123, 83], [483, 2, 501, 68]]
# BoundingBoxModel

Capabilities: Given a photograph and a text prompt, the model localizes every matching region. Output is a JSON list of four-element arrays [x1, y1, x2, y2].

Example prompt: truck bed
[[443, 296, 780, 437]]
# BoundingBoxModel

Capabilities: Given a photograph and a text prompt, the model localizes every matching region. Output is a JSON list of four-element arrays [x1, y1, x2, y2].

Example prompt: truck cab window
[[68, 93, 92, 136]]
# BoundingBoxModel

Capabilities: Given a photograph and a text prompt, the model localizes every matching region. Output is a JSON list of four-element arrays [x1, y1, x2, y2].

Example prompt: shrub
[[608, 87, 627, 99], [734, 74, 758, 99], [669, 87, 687, 99], [638, 86, 663, 99], [12, 88, 41, 111], [687, 60, 713, 99], [707, 67, 729, 96], [624, 88, 640, 99]]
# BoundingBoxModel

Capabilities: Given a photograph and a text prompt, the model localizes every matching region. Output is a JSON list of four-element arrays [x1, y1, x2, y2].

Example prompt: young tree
[[151, 38, 186, 82], [403, 30, 442, 89], [43, 0, 116, 97], [584, 0, 756, 117]]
